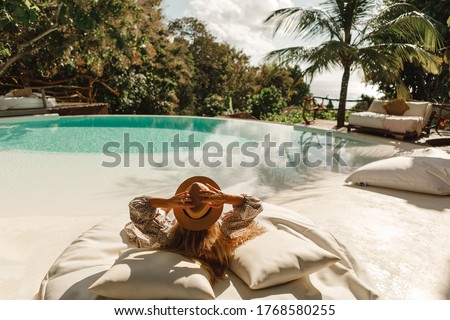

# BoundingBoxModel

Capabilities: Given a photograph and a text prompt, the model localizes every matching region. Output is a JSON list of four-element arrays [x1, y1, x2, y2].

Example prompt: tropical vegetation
[[0, 0, 448, 126], [0, 0, 312, 120], [264, 0, 445, 127], [382, 0, 450, 102]]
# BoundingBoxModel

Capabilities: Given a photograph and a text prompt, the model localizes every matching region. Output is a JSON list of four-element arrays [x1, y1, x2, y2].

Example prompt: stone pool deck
[[1, 118, 449, 300]]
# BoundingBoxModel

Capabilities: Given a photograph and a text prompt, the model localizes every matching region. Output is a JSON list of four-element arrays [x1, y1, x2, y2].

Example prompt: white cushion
[[89, 248, 215, 299], [348, 112, 386, 129], [345, 156, 450, 195], [368, 100, 389, 114], [230, 230, 340, 289], [384, 116, 423, 136], [0, 96, 56, 110], [403, 101, 429, 118]]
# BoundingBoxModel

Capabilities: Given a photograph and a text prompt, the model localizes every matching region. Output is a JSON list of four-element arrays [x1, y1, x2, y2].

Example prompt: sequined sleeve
[[220, 194, 263, 238], [124, 196, 173, 248]]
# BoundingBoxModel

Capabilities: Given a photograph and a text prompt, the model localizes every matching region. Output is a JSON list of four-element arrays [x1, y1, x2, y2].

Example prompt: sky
[[160, 0, 381, 101]]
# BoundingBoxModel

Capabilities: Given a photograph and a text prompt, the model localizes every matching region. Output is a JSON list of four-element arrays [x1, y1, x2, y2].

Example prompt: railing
[[0, 76, 118, 105], [299, 96, 364, 124]]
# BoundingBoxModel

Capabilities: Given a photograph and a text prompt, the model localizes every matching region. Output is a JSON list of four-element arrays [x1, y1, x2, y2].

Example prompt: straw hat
[[173, 176, 223, 231]]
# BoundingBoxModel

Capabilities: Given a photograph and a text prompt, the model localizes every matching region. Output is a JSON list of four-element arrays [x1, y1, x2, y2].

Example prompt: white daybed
[[38, 203, 378, 300], [0, 92, 57, 117], [347, 99, 433, 139]]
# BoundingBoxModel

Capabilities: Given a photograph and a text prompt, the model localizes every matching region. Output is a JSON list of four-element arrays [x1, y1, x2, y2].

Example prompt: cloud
[[187, 0, 294, 64]]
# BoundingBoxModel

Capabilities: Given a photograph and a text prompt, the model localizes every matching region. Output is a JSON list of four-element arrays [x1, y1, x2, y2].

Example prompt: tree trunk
[[0, 25, 59, 77], [337, 66, 351, 128]]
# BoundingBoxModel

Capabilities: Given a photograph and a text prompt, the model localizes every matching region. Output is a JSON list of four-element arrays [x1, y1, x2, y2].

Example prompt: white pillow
[[368, 100, 388, 114], [403, 101, 429, 118], [230, 230, 340, 289], [345, 156, 450, 195], [89, 248, 215, 299]]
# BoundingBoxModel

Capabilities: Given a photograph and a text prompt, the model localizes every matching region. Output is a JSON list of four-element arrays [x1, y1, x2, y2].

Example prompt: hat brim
[[173, 176, 223, 231]]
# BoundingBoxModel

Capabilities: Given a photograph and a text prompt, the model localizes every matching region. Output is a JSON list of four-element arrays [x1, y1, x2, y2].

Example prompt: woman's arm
[[199, 183, 245, 207], [220, 193, 264, 238], [125, 192, 193, 247], [199, 182, 263, 227]]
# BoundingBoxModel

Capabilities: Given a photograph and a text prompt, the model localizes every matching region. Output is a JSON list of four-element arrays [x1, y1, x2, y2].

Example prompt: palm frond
[[372, 2, 419, 24], [357, 46, 404, 83], [387, 43, 442, 74], [395, 81, 411, 100], [327, 0, 376, 31], [264, 40, 352, 77], [306, 40, 354, 68], [264, 7, 343, 42], [366, 10, 443, 52], [263, 46, 309, 66], [358, 43, 442, 86]]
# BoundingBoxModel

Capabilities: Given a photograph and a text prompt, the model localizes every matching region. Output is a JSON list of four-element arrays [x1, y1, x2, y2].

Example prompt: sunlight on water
[[0, 115, 381, 178]]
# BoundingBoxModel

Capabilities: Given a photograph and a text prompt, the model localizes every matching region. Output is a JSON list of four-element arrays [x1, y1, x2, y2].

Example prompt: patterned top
[[124, 194, 263, 248]]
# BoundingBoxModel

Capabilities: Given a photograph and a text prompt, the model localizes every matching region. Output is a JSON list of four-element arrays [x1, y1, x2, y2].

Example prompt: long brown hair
[[168, 222, 264, 283]]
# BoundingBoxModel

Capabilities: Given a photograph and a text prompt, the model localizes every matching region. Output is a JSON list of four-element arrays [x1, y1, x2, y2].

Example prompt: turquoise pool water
[[0, 115, 377, 170], [0, 115, 238, 153]]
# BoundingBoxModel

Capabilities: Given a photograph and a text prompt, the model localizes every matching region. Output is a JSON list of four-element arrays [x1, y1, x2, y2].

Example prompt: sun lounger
[[0, 89, 57, 117], [347, 99, 433, 140]]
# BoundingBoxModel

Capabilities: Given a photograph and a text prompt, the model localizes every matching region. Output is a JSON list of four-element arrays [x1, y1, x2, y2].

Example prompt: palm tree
[[264, 0, 443, 128]]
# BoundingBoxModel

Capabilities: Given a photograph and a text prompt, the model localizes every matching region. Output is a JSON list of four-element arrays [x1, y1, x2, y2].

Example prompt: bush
[[199, 94, 228, 117], [263, 107, 352, 124], [248, 86, 287, 119], [103, 70, 176, 115]]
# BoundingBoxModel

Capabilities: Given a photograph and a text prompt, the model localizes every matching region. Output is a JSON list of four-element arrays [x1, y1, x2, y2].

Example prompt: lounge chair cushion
[[349, 100, 432, 137], [368, 100, 389, 114], [384, 116, 424, 137], [403, 101, 430, 118], [0, 95, 56, 110], [345, 156, 450, 195], [230, 229, 340, 289], [88, 248, 215, 300], [383, 99, 409, 116], [348, 112, 386, 129]]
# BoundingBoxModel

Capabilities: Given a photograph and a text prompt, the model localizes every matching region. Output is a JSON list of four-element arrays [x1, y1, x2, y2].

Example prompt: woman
[[124, 176, 265, 283]]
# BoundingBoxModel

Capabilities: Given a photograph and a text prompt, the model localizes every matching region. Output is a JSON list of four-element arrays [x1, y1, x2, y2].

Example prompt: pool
[[0, 115, 378, 168], [0, 114, 386, 217]]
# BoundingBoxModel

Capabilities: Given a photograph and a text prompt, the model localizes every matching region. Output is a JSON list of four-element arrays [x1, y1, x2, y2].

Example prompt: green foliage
[[103, 70, 175, 115], [255, 64, 310, 107], [0, 0, 48, 71], [264, 107, 351, 124], [262, 108, 304, 124], [248, 86, 287, 119], [200, 94, 228, 117], [1, 2, 312, 117], [168, 17, 260, 115], [382, 0, 450, 102], [0, 0, 163, 77]]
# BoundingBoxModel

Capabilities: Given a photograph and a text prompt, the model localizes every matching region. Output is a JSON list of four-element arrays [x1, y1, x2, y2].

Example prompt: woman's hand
[[200, 183, 244, 207], [149, 191, 195, 211]]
